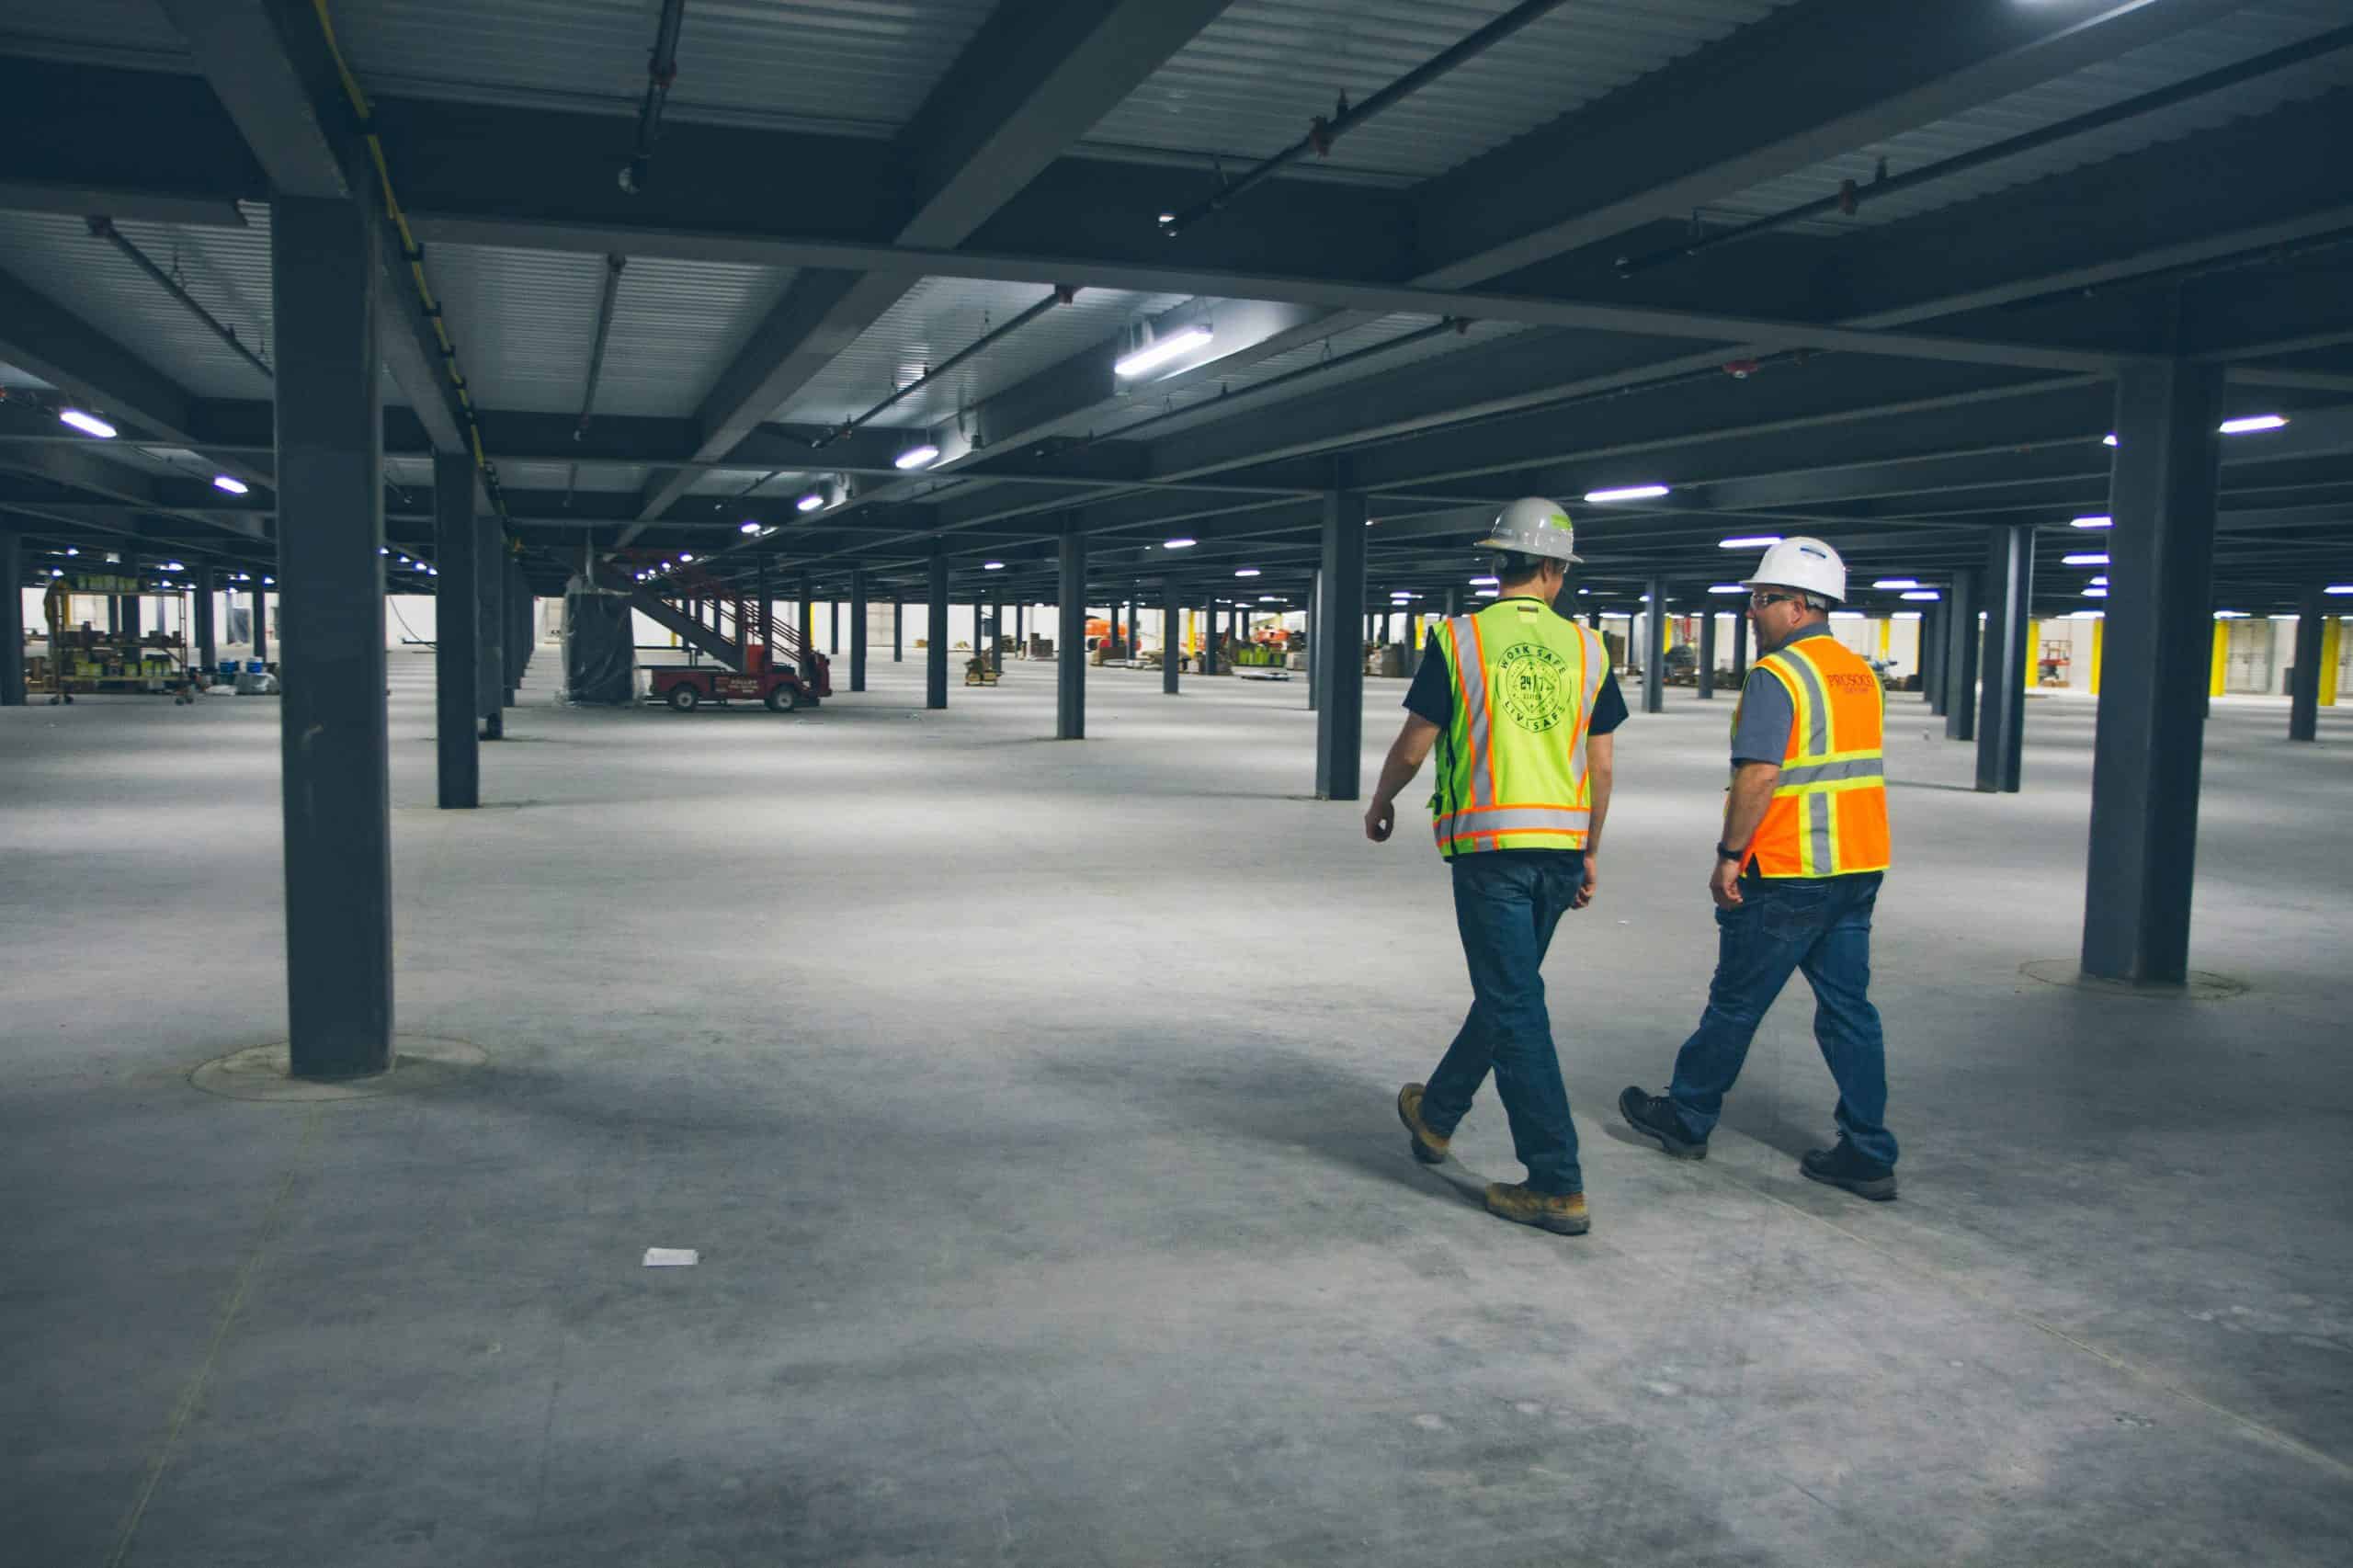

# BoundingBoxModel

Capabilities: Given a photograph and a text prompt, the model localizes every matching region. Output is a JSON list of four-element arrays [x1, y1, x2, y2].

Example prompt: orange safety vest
[[1740, 633, 1892, 878]]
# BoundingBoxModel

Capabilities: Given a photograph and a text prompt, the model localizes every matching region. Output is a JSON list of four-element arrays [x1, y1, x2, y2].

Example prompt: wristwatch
[[1715, 843, 1746, 863]]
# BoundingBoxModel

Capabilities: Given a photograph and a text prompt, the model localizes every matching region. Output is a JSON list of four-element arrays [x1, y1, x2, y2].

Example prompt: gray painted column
[[1126, 596, 1139, 663], [849, 568, 869, 692], [1976, 527, 2035, 793], [253, 585, 267, 664], [892, 597, 903, 662], [798, 574, 817, 685], [0, 529, 22, 705], [192, 561, 216, 675], [829, 598, 839, 656], [1730, 608, 1747, 683], [1015, 601, 1025, 654], [926, 545, 949, 710], [1698, 607, 1717, 699], [1306, 571, 1321, 711], [990, 599, 1004, 674], [1162, 594, 1180, 695], [2289, 586, 2325, 742], [1057, 521, 1086, 738], [756, 553, 772, 656], [432, 452, 479, 809], [475, 512, 502, 738], [504, 557, 526, 702], [1922, 601, 1947, 715], [2082, 362, 2223, 985], [272, 194, 392, 1080], [1643, 577, 1666, 715], [1943, 569, 1979, 742], [1314, 490, 1367, 801]]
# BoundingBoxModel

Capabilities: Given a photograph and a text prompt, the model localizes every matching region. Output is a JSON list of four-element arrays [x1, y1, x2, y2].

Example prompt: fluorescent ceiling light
[[739, 520, 762, 534], [797, 492, 825, 512], [1475, 588, 1499, 598], [1234, 568, 1260, 577], [1901, 590, 1940, 601], [1708, 584, 1746, 595], [48, 567, 63, 577], [2327, 585, 2353, 596], [2219, 415, 2288, 435], [212, 475, 249, 495], [1718, 535, 1781, 549], [2071, 515, 2111, 528], [1258, 595, 1281, 602], [2082, 587, 2109, 598], [892, 443, 940, 471], [2213, 609, 2248, 619], [1468, 575, 1498, 585], [263, 576, 274, 585], [678, 552, 695, 562], [1871, 578, 1920, 590], [1114, 325, 1213, 379], [2063, 552, 2109, 566], [1163, 537, 1196, 550], [2090, 575, 2108, 586], [1584, 483, 1670, 504], [983, 561, 1005, 571], [2102, 434, 2119, 447], [163, 561, 184, 572], [59, 408, 116, 438]]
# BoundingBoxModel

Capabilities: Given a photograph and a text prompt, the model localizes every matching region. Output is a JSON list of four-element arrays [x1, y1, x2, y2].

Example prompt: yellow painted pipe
[[2210, 622, 2228, 698], [2321, 617, 2342, 707], [2025, 619, 2040, 687], [2089, 618, 2103, 696]]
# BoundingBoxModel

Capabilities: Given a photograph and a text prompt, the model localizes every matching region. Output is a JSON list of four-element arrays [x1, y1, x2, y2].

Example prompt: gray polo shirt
[[1730, 627, 1836, 765]]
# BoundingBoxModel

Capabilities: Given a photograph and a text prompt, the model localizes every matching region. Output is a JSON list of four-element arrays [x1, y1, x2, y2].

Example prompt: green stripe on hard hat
[[1475, 495, 1584, 563]]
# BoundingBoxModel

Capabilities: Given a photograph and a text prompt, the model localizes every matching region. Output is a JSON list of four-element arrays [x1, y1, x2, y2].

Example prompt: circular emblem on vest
[[1495, 642, 1570, 733]]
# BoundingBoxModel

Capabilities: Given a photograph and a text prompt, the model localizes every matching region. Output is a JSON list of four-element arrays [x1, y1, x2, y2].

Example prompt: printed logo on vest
[[1495, 642, 1569, 733]]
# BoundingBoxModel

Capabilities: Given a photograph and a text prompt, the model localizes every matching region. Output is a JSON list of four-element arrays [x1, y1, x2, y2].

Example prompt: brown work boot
[[1484, 1183, 1591, 1236], [1397, 1084, 1450, 1165]]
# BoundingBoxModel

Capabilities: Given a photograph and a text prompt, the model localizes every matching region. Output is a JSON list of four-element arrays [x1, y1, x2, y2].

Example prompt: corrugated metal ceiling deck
[[0, 0, 188, 73], [324, 0, 999, 137], [1702, 1, 2353, 232], [1082, 0, 1790, 185], [426, 244, 798, 417]]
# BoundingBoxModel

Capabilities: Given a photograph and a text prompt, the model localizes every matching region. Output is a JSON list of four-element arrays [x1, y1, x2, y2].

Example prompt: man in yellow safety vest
[[1365, 497, 1629, 1236], [1618, 536, 1901, 1200]]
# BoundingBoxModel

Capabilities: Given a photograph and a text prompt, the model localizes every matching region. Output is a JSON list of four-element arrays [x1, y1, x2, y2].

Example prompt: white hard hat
[[1475, 496, 1582, 562], [1742, 536, 1847, 604]]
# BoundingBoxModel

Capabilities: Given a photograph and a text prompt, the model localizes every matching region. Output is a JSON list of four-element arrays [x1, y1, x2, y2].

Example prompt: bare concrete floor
[[6, 653, 2350, 1566]]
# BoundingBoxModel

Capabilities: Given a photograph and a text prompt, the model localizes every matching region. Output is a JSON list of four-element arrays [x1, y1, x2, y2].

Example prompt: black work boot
[[1396, 1084, 1450, 1165], [1618, 1086, 1707, 1160], [1801, 1140, 1898, 1201]]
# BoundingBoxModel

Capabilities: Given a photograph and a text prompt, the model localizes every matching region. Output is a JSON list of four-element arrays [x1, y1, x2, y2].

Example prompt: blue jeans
[[1420, 852, 1585, 1195], [1666, 871, 1898, 1166]]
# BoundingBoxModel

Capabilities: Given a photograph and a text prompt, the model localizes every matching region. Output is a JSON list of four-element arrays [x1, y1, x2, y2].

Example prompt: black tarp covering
[[562, 576, 636, 705]]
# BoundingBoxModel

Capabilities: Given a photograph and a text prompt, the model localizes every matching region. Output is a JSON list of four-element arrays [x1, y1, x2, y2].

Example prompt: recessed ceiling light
[[213, 475, 249, 495], [678, 552, 694, 562], [739, 520, 761, 534], [797, 492, 825, 512], [2102, 434, 2119, 447]]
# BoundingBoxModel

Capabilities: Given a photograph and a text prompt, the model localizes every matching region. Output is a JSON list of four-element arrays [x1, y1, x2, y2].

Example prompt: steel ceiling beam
[[621, 0, 1241, 536]]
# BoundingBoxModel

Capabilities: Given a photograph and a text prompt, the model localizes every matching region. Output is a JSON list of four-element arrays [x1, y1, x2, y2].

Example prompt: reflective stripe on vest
[[1430, 599, 1609, 857], [1739, 635, 1892, 878]]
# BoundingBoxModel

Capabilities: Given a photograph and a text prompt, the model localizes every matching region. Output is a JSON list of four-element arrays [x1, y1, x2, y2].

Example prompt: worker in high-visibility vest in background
[[1619, 536, 1901, 1200], [1366, 498, 1629, 1237]]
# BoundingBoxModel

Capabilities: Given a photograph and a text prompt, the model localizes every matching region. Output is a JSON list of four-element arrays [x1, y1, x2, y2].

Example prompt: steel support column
[[1057, 521, 1086, 739], [272, 194, 391, 1080], [253, 585, 267, 664], [0, 530, 22, 706], [850, 569, 869, 691], [1943, 569, 1980, 742], [925, 548, 949, 710], [2289, 585, 2325, 742], [2082, 361, 2223, 984], [504, 557, 526, 703], [192, 561, 216, 676], [1922, 602, 1948, 716], [475, 512, 502, 738], [1314, 490, 1367, 801], [799, 574, 817, 684], [892, 597, 903, 662], [991, 599, 1004, 673], [1162, 594, 1180, 695], [1731, 608, 1747, 683], [1976, 527, 2035, 793], [432, 451, 479, 809], [1643, 577, 1666, 715], [1306, 570, 1322, 710], [1698, 607, 1717, 699]]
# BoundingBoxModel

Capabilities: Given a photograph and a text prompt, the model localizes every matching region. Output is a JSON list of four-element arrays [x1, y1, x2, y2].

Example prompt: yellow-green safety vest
[[1428, 597, 1610, 857]]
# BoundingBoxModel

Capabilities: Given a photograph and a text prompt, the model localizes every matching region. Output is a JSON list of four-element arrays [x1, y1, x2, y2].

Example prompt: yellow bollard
[[2210, 621, 2228, 697]]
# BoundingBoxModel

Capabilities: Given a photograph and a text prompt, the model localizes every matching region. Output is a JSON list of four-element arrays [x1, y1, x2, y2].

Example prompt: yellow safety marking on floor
[[105, 1106, 324, 1568]]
